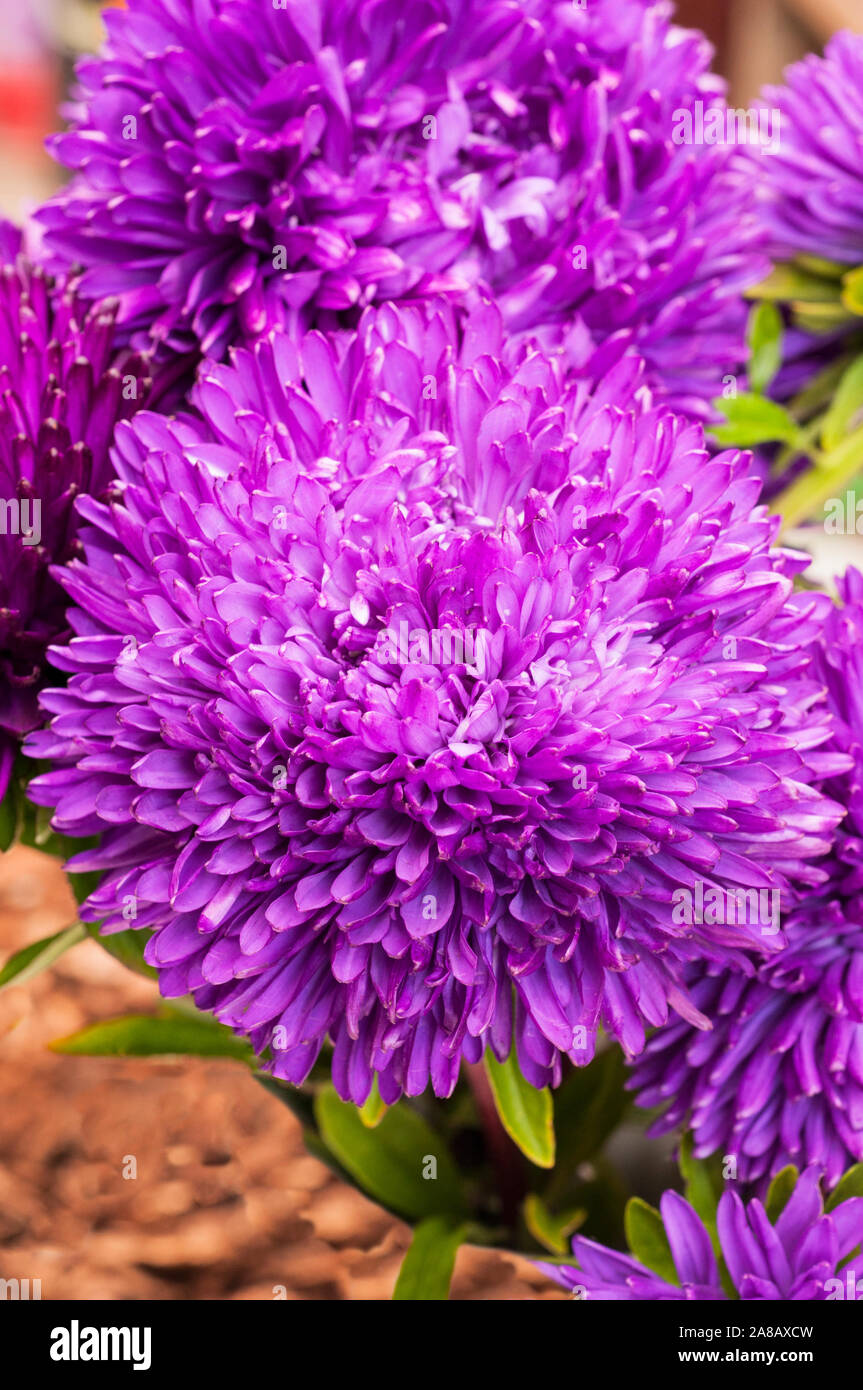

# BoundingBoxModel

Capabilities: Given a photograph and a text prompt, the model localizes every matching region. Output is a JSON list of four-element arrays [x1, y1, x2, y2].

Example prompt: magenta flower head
[[632, 570, 863, 1189], [0, 222, 152, 801], [26, 303, 844, 1104], [543, 1166, 863, 1300], [36, 0, 764, 415]]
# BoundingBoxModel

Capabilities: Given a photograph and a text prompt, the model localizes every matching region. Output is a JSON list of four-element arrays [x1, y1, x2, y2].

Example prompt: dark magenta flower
[[543, 1166, 863, 1300], [0, 223, 152, 800], [26, 304, 844, 1103], [632, 570, 863, 1189], [37, 0, 765, 416]]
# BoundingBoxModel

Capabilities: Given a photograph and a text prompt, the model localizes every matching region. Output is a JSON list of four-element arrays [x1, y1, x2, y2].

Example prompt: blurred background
[[1, 0, 862, 1302], [2, 0, 863, 221]]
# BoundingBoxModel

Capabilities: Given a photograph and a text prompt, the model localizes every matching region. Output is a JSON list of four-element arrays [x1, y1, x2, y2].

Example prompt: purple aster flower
[[36, 0, 765, 416], [0, 222, 152, 801], [543, 1166, 863, 1299], [753, 33, 863, 404], [631, 570, 863, 1189], [25, 303, 844, 1104], [759, 33, 863, 268]]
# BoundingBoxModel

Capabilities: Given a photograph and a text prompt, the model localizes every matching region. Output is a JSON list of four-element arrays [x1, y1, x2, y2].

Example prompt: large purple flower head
[[26, 303, 844, 1104], [544, 1166, 863, 1300], [37, 0, 765, 415], [0, 223, 152, 800], [632, 570, 863, 1190]]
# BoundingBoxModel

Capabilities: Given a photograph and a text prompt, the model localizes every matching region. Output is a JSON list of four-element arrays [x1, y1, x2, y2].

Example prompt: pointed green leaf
[[49, 1008, 254, 1061], [679, 1133, 724, 1235], [821, 356, 863, 450], [826, 1163, 863, 1212], [747, 302, 784, 395], [523, 1193, 585, 1254], [314, 1084, 467, 1222], [0, 922, 86, 992], [392, 1216, 469, 1300], [624, 1198, 679, 1285], [766, 1166, 799, 1224], [711, 393, 803, 449], [484, 1048, 555, 1169], [358, 1076, 388, 1128], [774, 424, 863, 530]]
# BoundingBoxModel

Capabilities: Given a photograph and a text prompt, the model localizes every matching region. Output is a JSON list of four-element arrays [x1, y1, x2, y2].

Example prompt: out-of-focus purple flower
[[37, 0, 765, 416], [0, 222, 152, 800], [754, 33, 863, 404], [543, 1166, 863, 1299], [759, 33, 863, 268], [26, 303, 844, 1103], [631, 570, 863, 1189]]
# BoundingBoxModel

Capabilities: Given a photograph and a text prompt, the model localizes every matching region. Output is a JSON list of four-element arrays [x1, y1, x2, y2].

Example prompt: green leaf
[[314, 1084, 467, 1222], [679, 1133, 724, 1238], [484, 1047, 555, 1169], [678, 1134, 735, 1296], [84, 923, 157, 980], [711, 393, 803, 449], [358, 1076, 388, 1128], [774, 424, 863, 530], [826, 1163, 863, 1213], [0, 922, 86, 992], [49, 1008, 254, 1061], [821, 356, 863, 451], [748, 262, 844, 306], [552, 1046, 630, 1176], [392, 1216, 469, 1300], [0, 789, 17, 853], [624, 1198, 679, 1284], [796, 255, 847, 281], [523, 1193, 585, 1254], [747, 302, 784, 395], [842, 266, 863, 317], [766, 1166, 799, 1224]]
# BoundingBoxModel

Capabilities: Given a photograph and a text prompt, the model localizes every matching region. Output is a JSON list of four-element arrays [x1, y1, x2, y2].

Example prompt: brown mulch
[[0, 846, 563, 1300]]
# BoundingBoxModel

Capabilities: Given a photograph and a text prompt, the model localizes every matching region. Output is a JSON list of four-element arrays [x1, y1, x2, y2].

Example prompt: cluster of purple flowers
[[6, 0, 863, 1299]]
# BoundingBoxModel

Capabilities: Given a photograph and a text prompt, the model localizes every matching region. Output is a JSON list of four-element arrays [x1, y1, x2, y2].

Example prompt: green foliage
[[484, 1047, 555, 1169], [711, 393, 803, 449], [523, 1193, 585, 1255], [314, 1084, 467, 1223], [0, 923, 86, 993], [765, 1166, 799, 1224], [624, 1197, 679, 1285], [392, 1217, 470, 1300], [49, 1007, 254, 1062], [826, 1163, 863, 1213], [747, 302, 784, 395]]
